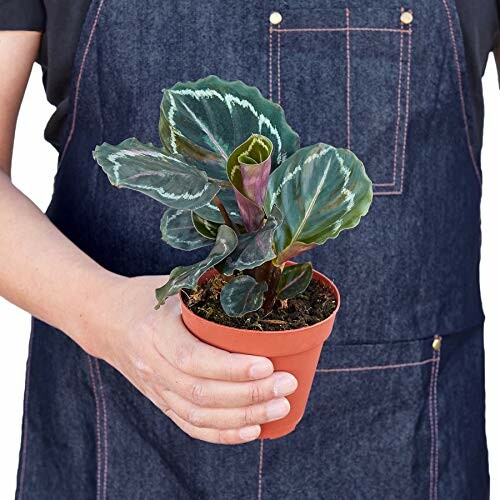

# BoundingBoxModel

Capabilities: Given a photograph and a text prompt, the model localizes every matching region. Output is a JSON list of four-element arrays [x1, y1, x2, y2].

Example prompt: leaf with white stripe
[[220, 275, 268, 317], [155, 225, 238, 308], [191, 212, 220, 239], [194, 188, 242, 225], [160, 209, 214, 250], [277, 263, 313, 299], [159, 76, 300, 169], [222, 206, 283, 275], [265, 144, 373, 264], [93, 138, 219, 210]]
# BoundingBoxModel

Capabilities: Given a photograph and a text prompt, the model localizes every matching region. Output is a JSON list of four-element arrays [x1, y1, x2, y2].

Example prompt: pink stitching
[[316, 357, 435, 373], [428, 350, 437, 500], [275, 27, 410, 33], [95, 359, 108, 500], [433, 349, 441, 499], [374, 27, 412, 196], [87, 356, 102, 500], [275, 18, 413, 196], [277, 26, 281, 105], [258, 439, 264, 500], [269, 27, 273, 100], [440, 0, 481, 185], [373, 26, 404, 187], [346, 8, 351, 150], [59, 0, 106, 165], [18, 332, 34, 500]]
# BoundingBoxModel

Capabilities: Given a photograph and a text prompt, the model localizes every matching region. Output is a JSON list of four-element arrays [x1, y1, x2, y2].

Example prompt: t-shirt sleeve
[[0, 0, 45, 31]]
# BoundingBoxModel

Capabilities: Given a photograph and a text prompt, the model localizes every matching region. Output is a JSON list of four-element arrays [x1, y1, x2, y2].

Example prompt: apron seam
[[87, 355, 103, 500], [257, 439, 264, 500], [17, 331, 34, 500], [346, 8, 351, 150], [439, 0, 481, 186], [94, 358, 109, 500], [316, 356, 434, 373], [59, 0, 106, 167], [428, 339, 442, 500]]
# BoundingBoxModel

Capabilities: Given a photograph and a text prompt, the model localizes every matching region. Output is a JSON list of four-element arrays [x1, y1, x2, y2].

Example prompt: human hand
[[84, 275, 298, 444]]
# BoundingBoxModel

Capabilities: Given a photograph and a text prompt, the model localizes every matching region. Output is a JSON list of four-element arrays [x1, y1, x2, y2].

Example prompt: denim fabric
[[16, 0, 489, 498]]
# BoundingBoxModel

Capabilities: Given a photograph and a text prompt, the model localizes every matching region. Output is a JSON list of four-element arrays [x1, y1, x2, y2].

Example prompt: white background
[[0, 56, 499, 497]]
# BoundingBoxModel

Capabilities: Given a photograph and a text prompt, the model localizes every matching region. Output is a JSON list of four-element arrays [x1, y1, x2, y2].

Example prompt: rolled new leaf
[[277, 262, 313, 299], [265, 144, 373, 264], [159, 75, 300, 171], [220, 275, 268, 317], [227, 134, 273, 231], [93, 138, 220, 210], [155, 225, 238, 308], [160, 209, 215, 251], [222, 206, 283, 275]]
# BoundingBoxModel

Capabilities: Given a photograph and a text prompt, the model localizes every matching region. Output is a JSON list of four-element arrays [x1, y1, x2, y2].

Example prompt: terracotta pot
[[179, 266, 340, 440]]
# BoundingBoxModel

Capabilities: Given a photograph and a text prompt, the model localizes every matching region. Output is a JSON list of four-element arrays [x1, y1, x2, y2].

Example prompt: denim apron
[[16, 0, 489, 498]]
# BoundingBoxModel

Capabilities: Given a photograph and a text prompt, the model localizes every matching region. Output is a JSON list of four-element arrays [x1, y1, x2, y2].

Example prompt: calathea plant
[[93, 76, 373, 318]]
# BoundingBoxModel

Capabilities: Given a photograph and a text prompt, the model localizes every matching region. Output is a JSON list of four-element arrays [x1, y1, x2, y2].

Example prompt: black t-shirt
[[1, 0, 499, 151]]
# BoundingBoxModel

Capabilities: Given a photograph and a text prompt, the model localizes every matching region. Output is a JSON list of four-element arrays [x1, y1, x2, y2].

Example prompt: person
[[0, 0, 499, 498]]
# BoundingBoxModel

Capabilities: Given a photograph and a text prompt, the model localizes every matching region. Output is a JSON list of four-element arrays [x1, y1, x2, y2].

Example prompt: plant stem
[[213, 195, 238, 232], [208, 178, 232, 189], [262, 262, 282, 311]]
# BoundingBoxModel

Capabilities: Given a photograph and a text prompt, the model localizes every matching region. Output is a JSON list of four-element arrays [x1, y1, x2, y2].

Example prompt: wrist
[[64, 266, 128, 358]]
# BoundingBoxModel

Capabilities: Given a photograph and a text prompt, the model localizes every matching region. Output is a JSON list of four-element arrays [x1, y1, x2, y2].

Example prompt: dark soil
[[183, 274, 337, 331]]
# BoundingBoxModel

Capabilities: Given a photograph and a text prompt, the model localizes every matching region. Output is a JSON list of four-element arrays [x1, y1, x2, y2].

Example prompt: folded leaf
[[227, 134, 273, 231], [265, 144, 373, 264], [155, 225, 238, 308], [93, 138, 220, 210], [159, 75, 300, 169], [160, 209, 213, 250], [220, 275, 268, 317], [222, 206, 283, 275], [277, 262, 313, 299]]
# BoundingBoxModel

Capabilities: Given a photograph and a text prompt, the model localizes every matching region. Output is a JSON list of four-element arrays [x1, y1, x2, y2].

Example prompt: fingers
[[154, 301, 274, 381], [162, 390, 291, 430], [154, 360, 298, 408], [165, 410, 262, 445]]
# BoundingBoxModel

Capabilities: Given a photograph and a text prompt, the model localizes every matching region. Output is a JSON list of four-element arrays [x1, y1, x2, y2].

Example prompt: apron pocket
[[269, 4, 414, 196], [263, 335, 441, 499]]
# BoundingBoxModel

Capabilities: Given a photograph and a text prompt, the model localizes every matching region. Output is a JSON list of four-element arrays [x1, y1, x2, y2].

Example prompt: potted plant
[[93, 76, 373, 439]]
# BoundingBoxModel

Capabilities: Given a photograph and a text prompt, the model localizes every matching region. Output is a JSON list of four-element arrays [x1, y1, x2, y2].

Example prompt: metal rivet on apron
[[432, 337, 442, 351], [400, 10, 413, 25], [269, 11, 283, 25]]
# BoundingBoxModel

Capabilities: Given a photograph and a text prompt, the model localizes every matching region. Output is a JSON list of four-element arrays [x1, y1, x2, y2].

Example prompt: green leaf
[[191, 212, 220, 239], [220, 275, 268, 317], [221, 206, 283, 275], [277, 262, 313, 299], [93, 138, 220, 210], [265, 144, 373, 264], [155, 225, 238, 308], [227, 134, 273, 231], [194, 188, 242, 225], [160, 209, 213, 251], [159, 75, 300, 169]]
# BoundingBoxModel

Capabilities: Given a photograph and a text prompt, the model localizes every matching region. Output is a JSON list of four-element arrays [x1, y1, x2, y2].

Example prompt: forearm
[[0, 171, 123, 350]]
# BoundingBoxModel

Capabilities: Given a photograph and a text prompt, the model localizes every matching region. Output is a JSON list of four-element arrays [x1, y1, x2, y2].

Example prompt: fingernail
[[249, 360, 273, 379], [273, 373, 298, 397], [267, 398, 290, 421], [239, 425, 261, 440]]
